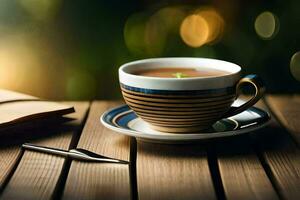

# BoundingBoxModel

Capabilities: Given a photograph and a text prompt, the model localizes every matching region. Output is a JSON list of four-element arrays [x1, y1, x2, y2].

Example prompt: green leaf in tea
[[172, 72, 188, 78]]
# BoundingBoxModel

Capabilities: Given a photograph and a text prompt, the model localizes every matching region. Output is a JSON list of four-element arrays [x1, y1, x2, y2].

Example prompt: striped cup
[[119, 58, 265, 133]]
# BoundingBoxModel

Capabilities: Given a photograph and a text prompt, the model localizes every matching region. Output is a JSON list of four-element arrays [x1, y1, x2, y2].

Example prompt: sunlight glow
[[0, 35, 43, 92]]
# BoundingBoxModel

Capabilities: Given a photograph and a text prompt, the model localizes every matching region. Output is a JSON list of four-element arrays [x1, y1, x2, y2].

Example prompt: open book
[[0, 90, 75, 131]]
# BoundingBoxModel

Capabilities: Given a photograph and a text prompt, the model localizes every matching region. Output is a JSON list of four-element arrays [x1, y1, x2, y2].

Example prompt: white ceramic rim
[[119, 57, 241, 90]]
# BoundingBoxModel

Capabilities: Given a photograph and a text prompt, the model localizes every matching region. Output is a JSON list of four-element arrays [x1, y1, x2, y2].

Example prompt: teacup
[[119, 57, 265, 133]]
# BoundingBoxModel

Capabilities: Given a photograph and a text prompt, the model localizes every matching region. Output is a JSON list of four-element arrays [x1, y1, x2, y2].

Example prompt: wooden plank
[[0, 121, 69, 189], [137, 142, 217, 200], [215, 98, 278, 199], [216, 134, 279, 200], [265, 95, 300, 145], [0, 148, 21, 187], [62, 101, 131, 200], [0, 102, 89, 200], [0, 100, 79, 189], [254, 95, 300, 199]]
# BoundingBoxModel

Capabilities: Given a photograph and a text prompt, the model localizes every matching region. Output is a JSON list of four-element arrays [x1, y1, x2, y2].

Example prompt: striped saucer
[[100, 101, 270, 144]]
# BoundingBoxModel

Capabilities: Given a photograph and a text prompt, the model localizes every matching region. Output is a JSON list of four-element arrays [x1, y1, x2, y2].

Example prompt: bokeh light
[[254, 11, 279, 40], [145, 7, 185, 55], [124, 12, 148, 56], [180, 7, 225, 48], [150, 7, 185, 34], [124, 6, 185, 56], [144, 12, 168, 56], [290, 51, 300, 82], [19, 0, 62, 21], [180, 14, 209, 48], [196, 8, 225, 44], [0, 1, 298, 99]]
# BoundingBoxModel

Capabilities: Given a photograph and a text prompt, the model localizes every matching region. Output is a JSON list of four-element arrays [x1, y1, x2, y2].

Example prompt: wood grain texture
[[216, 135, 279, 200], [254, 95, 300, 200], [62, 101, 131, 200], [0, 147, 21, 187], [0, 102, 89, 200], [265, 95, 300, 145], [0, 100, 83, 189], [137, 142, 216, 200]]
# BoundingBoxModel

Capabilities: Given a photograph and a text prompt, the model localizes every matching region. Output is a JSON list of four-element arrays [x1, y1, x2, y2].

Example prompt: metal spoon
[[22, 143, 129, 164]]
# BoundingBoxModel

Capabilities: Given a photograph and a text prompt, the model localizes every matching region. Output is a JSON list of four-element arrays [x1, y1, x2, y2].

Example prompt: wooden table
[[0, 95, 299, 200]]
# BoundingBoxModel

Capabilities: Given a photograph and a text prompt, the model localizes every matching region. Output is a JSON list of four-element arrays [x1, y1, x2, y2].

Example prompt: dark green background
[[0, 0, 299, 100]]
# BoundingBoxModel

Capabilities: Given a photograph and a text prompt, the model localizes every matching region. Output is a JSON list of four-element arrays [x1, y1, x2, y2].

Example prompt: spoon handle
[[22, 143, 129, 164]]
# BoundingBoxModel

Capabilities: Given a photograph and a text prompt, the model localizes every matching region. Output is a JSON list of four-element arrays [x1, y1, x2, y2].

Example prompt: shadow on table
[[137, 116, 297, 159], [0, 117, 79, 149]]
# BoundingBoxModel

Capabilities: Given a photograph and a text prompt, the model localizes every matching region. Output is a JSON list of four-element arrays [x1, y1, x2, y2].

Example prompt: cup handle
[[223, 74, 265, 118]]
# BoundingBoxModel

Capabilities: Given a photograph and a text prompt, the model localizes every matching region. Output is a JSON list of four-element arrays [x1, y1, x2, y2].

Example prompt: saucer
[[100, 103, 270, 143]]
